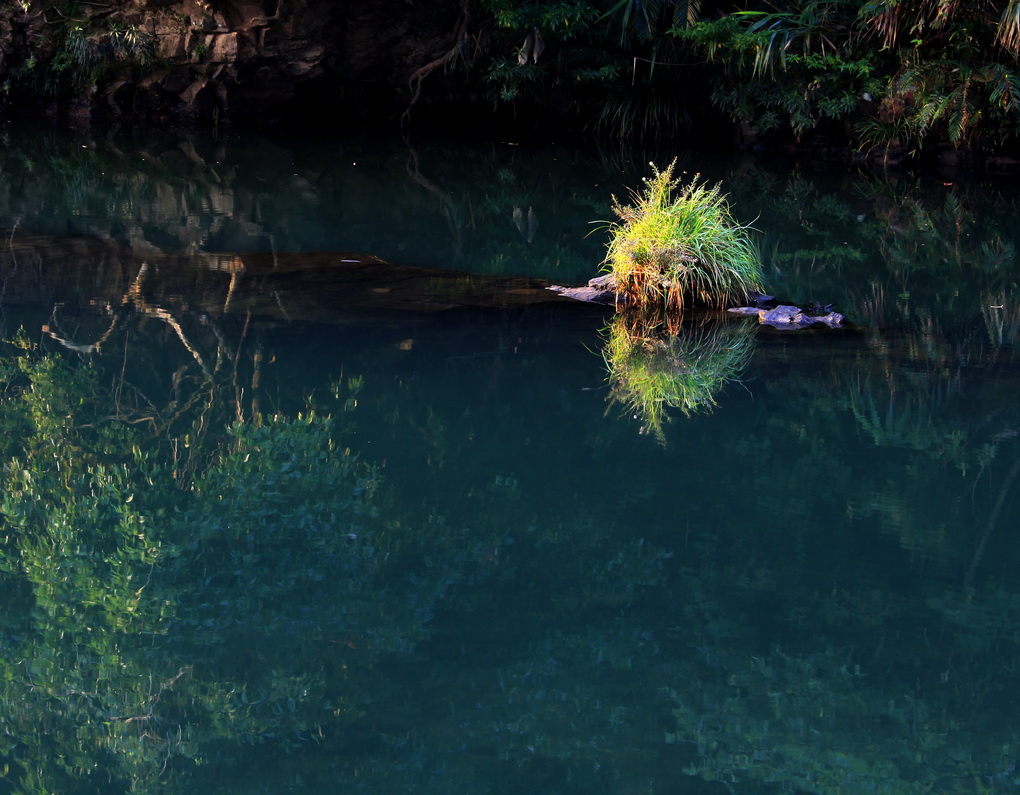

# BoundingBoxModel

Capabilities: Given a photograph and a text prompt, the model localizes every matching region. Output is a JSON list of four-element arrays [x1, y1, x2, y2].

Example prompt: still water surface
[[0, 125, 1018, 793]]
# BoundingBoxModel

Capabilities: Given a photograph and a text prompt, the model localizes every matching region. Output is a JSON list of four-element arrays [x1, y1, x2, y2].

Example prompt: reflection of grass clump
[[604, 313, 755, 440], [602, 160, 764, 311]]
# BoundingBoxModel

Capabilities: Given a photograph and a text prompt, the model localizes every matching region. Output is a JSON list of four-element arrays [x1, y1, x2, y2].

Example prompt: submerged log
[[204, 251, 588, 318], [0, 231, 591, 322], [2, 230, 845, 331]]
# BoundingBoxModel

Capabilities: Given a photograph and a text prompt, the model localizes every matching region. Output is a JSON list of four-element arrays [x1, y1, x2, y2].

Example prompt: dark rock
[[759, 305, 809, 327], [758, 305, 844, 329], [1, 0, 466, 125], [728, 303, 845, 329], [816, 311, 845, 328]]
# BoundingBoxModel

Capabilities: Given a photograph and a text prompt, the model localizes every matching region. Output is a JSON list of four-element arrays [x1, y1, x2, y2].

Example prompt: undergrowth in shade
[[601, 160, 764, 311]]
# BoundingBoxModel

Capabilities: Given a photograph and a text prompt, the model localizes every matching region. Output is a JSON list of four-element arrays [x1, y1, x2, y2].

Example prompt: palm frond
[[988, 64, 1020, 112], [672, 0, 704, 31], [860, 0, 901, 49], [997, 0, 1020, 56]]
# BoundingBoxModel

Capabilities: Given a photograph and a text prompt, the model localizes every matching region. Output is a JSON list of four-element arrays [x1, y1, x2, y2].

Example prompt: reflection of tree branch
[[36, 255, 267, 463], [40, 260, 236, 448], [107, 666, 193, 733], [42, 321, 114, 354], [232, 311, 252, 425], [406, 145, 467, 258], [44, 262, 214, 380], [965, 456, 1020, 588], [149, 305, 212, 380], [0, 217, 22, 309], [163, 379, 215, 431], [214, 255, 246, 313]]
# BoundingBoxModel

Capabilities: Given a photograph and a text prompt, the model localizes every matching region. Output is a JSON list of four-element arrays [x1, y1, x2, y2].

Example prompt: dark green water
[[0, 125, 1019, 793]]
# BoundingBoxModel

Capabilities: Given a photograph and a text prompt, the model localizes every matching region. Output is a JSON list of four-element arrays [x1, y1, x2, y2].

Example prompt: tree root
[[401, 0, 473, 126]]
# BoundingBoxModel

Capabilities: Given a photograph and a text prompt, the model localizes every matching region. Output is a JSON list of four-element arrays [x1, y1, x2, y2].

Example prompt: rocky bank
[[0, 0, 467, 126]]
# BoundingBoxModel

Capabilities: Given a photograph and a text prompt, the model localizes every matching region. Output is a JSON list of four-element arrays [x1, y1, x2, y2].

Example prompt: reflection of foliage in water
[[665, 638, 1019, 791], [645, 340, 1020, 791], [3, 128, 1019, 315], [1, 312, 1020, 791], [0, 337, 454, 790], [0, 127, 605, 284], [0, 328, 686, 791], [849, 364, 970, 459], [729, 165, 1020, 337], [2, 138, 1020, 790], [837, 327, 1020, 569], [728, 301, 1020, 567], [603, 311, 756, 440]]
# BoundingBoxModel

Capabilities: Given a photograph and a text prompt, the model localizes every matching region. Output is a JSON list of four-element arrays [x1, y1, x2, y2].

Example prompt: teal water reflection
[[0, 126, 1018, 793]]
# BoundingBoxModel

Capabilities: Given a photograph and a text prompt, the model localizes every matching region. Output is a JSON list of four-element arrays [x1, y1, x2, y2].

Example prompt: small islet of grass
[[600, 160, 765, 312]]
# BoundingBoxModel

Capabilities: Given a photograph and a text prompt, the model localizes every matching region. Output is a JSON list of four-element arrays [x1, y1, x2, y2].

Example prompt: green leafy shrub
[[8, 12, 156, 99], [677, 1, 1020, 156]]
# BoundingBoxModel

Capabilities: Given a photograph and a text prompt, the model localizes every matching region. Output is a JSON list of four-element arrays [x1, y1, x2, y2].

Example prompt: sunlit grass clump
[[602, 160, 764, 311], [604, 313, 756, 441]]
